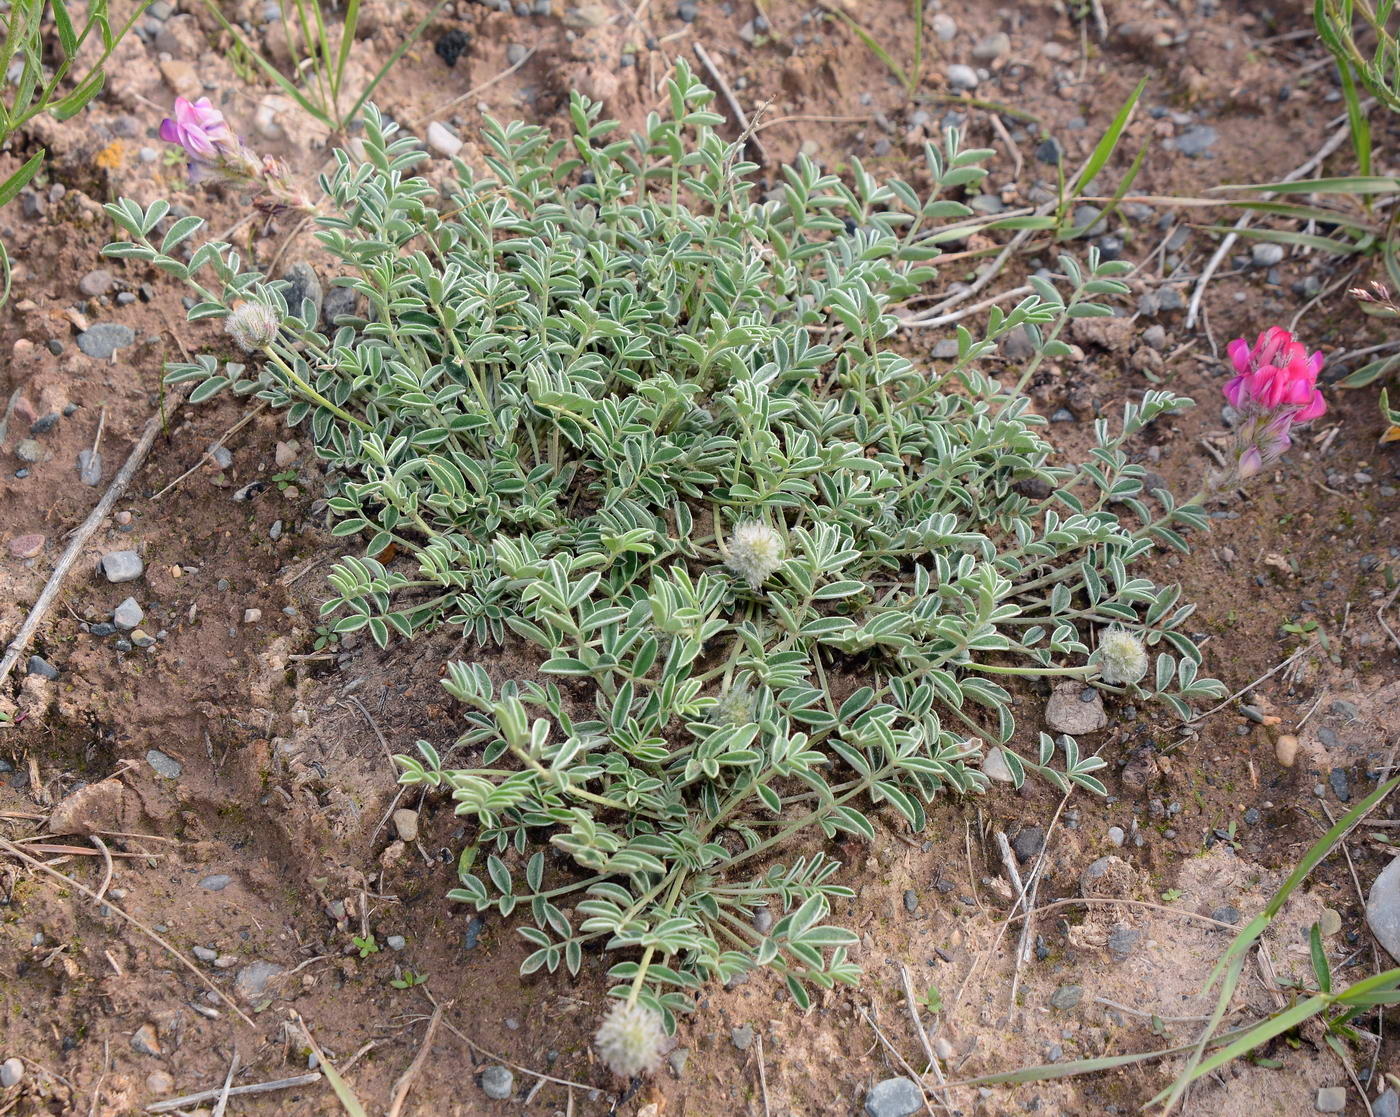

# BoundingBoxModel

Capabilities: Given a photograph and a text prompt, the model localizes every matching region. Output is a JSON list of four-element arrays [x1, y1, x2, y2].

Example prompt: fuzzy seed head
[[1097, 628, 1149, 685], [224, 301, 279, 352], [725, 521, 785, 589], [711, 686, 756, 727], [594, 1000, 666, 1078]]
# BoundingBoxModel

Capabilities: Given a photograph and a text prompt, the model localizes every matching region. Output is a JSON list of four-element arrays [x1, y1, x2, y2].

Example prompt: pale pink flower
[[159, 97, 236, 162]]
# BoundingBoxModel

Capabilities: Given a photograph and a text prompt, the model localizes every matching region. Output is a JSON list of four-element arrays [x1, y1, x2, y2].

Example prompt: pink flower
[[1223, 328, 1326, 422], [159, 97, 235, 162], [1218, 327, 1326, 484]]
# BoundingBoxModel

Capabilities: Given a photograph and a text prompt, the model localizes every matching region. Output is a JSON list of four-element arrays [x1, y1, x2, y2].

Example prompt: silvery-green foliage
[[104, 63, 1223, 1026]]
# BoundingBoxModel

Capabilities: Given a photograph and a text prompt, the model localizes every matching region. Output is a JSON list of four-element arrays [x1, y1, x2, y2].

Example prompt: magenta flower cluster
[[1221, 327, 1326, 479]]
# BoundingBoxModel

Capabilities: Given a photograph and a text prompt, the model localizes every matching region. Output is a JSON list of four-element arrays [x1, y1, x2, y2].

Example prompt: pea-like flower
[[594, 999, 666, 1078], [725, 521, 785, 589], [1221, 328, 1325, 479], [158, 98, 314, 215], [1095, 627, 1148, 686], [159, 96, 237, 162], [224, 301, 280, 352]]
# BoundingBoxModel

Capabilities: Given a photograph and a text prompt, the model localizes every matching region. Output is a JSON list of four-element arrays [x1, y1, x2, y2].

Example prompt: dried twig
[[387, 1004, 442, 1117], [857, 1005, 939, 1116], [151, 402, 268, 501], [90, 835, 114, 906], [145, 1075, 322, 1114], [693, 42, 768, 165], [898, 961, 948, 1098], [755, 1031, 771, 1117], [1185, 642, 1315, 725], [1186, 120, 1352, 328], [210, 1049, 240, 1117], [0, 386, 190, 685]]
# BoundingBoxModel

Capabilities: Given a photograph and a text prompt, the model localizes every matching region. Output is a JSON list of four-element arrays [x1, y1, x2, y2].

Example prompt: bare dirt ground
[[2, 0, 1399, 1113]]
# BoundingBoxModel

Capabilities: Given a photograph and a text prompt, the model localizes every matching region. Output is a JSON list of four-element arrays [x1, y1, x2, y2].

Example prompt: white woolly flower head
[[1095, 627, 1149, 685], [711, 685, 756, 727], [224, 300, 279, 352], [594, 999, 666, 1078], [725, 520, 785, 590]]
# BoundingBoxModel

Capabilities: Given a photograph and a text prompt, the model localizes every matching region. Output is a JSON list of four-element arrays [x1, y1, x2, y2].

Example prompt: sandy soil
[[2, 0, 1399, 1113]]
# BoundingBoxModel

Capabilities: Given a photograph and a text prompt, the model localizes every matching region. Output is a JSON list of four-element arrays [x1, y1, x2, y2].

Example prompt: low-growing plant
[[105, 65, 1224, 1064]]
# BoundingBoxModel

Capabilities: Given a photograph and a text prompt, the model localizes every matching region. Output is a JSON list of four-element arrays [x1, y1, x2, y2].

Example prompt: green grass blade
[[1338, 60, 1372, 177], [0, 148, 44, 208], [1067, 75, 1148, 199], [335, 0, 363, 100], [199, 0, 330, 127], [1198, 224, 1364, 254], [346, 0, 449, 126], [1215, 175, 1400, 195]]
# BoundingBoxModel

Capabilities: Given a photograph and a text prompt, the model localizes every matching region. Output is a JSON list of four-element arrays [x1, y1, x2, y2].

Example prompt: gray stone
[[27, 656, 59, 680], [1367, 855, 1400, 963], [1374, 1088, 1399, 1117], [1000, 324, 1036, 361], [77, 323, 136, 359], [731, 1024, 754, 1051], [280, 262, 323, 325], [970, 194, 1006, 215], [1107, 826, 1125, 847], [0, 1058, 23, 1087], [931, 13, 956, 40], [507, 43, 528, 65], [79, 269, 115, 296], [100, 550, 144, 583], [903, 889, 918, 913], [1174, 125, 1218, 157], [1329, 768, 1351, 802], [1315, 1086, 1346, 1113], [427, 120, 463, 158], [1143, 324, 1168, 351], [198, 873, 231, 891], [668, 1046, 689, 1078], [78, 449, 103, 486], [480, 1065, 513, 1100], [1045, 682, 1107, 736], [130, 1023, 161, 1056], [946, 64, 979, 90], [1049, 984, 1083, 1010], [1251, 242, 1285, 267], [865, 1077, 922, 1117], [971, 31, 1009, 60], [1107, 923, 1141, 961], [752, 906, 773, 934], [113, 596, 143, 631], [234, 961, 283, 1001], [1035, 137, 1063, 165], [192, 946, 217, 962], [982, 746, 1016, 783], [146, 749, 182, 779], [386, 935, 406, 950], [322, 285, 362, 329], [30, 413, 59, 435]]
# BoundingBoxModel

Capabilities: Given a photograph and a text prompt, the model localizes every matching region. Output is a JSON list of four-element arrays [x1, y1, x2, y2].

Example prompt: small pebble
[[145, 1071, 174, 1095], [392, 808, 419, 842], [1275, 734, 1299, 767], [479, 1065, 513, 1100], [946, 64, 979, 90], [113, 596, 144, 631], [0, 1058, 22, 1088], [243, 608, 262, 624], [1251, 242, 1285, 267], [731, 1024, 754, 1051], [192, 946, 217, 962], [8, 533, 45, 559], [1315, 1086, 1347, 1113], [198, 873, 231, 891], [100, 550, 144, 583], [864, 1077, 922, 1117], [27, 656, 59, 680], [386, 935, 406, 951], [1107, 826, 1125, 847]]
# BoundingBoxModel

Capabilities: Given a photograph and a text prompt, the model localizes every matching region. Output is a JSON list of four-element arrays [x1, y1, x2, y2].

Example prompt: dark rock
[[1013, 826, 1045, 863], [27, 656, 59, 680], [1329, 768, 1351, 802], [1049, 984, 1082, 1010], [321, 284, 363, 329], [1035, 137, 1064, 166], [280, 262, 323, 325], [435, 28, 470, 67]]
